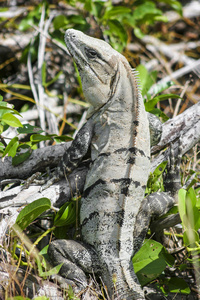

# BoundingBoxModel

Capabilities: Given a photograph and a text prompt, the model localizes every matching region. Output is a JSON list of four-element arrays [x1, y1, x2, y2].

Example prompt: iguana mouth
[[65, 30, 87, 71]]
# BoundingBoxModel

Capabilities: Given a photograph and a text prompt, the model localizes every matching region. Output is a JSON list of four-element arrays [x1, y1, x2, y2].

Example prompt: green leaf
[[0, 95, 3, 101], [158, 0, 183, 16], [3, 136, 19, 158], [45, 71, 63, 88], [0, 142, 5, 153], [21, 37, 39, 63], [147, 161, 167, 193], [154, 15, 168, 22], [178, 188, 187, 223], [107, 19, 128, 45], [38, 245, 49, 264], [187, 187, 197, 207], [2, 113, 23, 128], [150, 80, 175, 95], [39, 263, 63, 277], [103, 6, 131, 20], [68, 14, 87, 25], [133, 1, 162, 21], [84, 0, 104, 18], [17, 123, 44, 134], [136, 65, 157, 97], [54, 202, 76, 227], [53, 224, 69, 239], [136, 64, 148, 92], [16, 198, 51, 230], [12, 147, 32, 166], [155, 93, 181, 100], [39, 245, 49, 256], [145, 94, 180, 112], [132, 239, 171, 286], [147, 108, 169, 122], [153, 161, 168, 177], [67, 284, 80, 300], [186, 190, 200, 231], [30, 134, 53, 142], [179, 188, 200, 233], [183, 229, 199, 247], [42, 62, 46, 86], [18, 4, 41, 31], [0, 105, 22, 117], [0, 124, 3, 134], [167, 277, 190, 294], [134, 27, 145, 39], [53, 135, 73, 143], [53, 15, 68, 30]]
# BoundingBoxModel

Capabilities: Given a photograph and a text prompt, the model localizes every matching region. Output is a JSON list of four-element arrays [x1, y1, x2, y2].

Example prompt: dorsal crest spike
[[131, 69, 142, 95]]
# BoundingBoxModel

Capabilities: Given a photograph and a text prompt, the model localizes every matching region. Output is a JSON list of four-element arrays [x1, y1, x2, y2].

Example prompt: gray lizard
[[48, 29, 181, 299]]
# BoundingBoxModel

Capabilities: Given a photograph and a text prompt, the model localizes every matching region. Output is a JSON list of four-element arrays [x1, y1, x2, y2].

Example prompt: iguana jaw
[[65, 29, 120, 117]]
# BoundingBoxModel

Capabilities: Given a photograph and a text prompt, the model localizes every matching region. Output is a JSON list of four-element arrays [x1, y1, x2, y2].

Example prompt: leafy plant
[[178, 188, 200, 250], [0, 97, 73, 164], [133, 238, 191, 294], [146, 160, 168, 194], [133, 239, 174, 286], [16, 198, 51, 230], [0, 95, 23, 131], [136, 64, 181, 121], [2, 1, 199, 298], [11, 197, 78, 281], [48, 0, 183, 52]]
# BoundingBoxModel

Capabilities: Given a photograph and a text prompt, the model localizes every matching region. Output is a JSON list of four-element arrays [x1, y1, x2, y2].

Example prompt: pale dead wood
[[151, 119, 200, 173], [142, 35, 196, 67], [0, 7, 26, 18], [0, 105, 199, 240], [0, 161, 88, 210], [151, 102, 200, 153], [0, 142, 71, 180], [1, 103, 199, 182], [149, 59, 200, 95], [18, 104, 82, 122]]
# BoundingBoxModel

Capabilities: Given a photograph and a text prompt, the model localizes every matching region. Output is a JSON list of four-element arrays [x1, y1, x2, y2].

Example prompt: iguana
[[48, 29, 181, 299]]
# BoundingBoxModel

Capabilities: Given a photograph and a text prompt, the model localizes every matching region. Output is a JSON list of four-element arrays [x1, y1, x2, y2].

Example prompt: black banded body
[[64, 29, 150, 298]]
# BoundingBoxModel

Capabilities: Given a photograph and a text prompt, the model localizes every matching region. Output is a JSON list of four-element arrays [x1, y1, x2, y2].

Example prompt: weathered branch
[[0, 142, 71, 180], [151, 118, 200, 172], [1, 102, 199, 181], [1, 102, 199, 240], [150, 101, 200, 171]]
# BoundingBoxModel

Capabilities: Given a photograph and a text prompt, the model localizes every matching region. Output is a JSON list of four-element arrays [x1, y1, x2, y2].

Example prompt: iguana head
[[65, 29, 122, 117]]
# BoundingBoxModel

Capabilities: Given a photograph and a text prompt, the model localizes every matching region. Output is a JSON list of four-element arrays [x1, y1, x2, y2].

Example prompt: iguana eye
[[85, 47, 98, 59]]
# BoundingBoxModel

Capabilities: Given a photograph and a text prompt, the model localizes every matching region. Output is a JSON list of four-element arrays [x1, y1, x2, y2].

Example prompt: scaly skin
[[66, 29, 150, 299], [48, 30, 180, 299]]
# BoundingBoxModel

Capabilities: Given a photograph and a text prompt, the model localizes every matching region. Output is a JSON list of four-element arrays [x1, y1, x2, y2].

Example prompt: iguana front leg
[[133, 142, 182, 255], [41, 118, 94, 190]]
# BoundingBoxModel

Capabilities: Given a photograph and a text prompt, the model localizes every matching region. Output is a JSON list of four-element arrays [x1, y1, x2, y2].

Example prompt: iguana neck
[[90, 57, 150, 161], [81, 56, 150, 298]]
